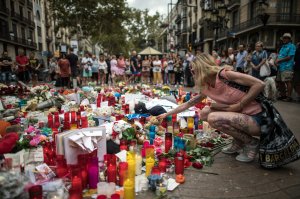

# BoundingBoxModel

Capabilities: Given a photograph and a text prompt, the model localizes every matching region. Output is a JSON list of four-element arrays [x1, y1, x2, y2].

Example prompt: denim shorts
[[251, 112, 264, 126]]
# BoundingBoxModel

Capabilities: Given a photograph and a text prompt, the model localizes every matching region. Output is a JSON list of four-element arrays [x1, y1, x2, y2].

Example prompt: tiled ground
[[136, 101, 300, 199]]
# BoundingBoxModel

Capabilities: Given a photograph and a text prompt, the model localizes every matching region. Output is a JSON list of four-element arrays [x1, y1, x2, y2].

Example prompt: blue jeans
[[0, 71, 12, 83]]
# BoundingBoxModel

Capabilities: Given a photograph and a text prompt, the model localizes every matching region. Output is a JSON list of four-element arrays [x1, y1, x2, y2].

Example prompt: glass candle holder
[[29, 185, 43, 199], [145, 145, 154, 159], [97, 182, 108, 196], [48, 114, 53, 128], [118, 162, 128, 186], [88, 157, 99, 189], [145, 157, 155, 177], [158, 158, 167, 173], [107, 164, 117, 183], [175, 156, 184, 175], [165, 133, 173, 153], [97, 195, 107, 199]]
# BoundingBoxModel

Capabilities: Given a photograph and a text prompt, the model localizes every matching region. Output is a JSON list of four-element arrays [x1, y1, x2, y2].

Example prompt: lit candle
[[107, 164, 117, 183], [175, 156, 184, 175], [187, 117, 194, 129], [135, 153, 142, 175]]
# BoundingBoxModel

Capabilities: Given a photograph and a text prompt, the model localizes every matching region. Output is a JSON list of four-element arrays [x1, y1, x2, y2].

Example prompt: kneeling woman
[[158, 53, 265, 163]]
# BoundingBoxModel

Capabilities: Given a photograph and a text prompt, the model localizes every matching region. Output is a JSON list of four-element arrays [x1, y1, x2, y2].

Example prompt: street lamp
[[257, 0, 270, 26], [9, 31, 15, 40], [202, 0, 229, 50]]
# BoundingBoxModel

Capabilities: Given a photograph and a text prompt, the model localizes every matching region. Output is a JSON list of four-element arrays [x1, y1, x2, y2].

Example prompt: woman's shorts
[[251, 112, 264, 126]]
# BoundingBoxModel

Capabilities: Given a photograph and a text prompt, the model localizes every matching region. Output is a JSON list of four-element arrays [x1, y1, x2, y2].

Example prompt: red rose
[[192, 162, 203, 169]]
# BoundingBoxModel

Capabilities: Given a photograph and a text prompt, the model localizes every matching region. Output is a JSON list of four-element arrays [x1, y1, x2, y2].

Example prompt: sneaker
[[222, 139, 243, 154], [235, 138, 259, 162]]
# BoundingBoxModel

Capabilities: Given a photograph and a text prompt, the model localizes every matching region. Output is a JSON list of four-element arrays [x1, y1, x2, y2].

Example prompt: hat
[[282, 33, 291, 38]]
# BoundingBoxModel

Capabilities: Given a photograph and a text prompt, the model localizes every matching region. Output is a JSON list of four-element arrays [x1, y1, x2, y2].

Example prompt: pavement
[[136, 101, 300, 199]]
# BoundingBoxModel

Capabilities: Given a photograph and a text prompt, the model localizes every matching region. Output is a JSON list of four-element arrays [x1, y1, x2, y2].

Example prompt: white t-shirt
[[152, 60, 162, 72], [81, 57, 93, 70], [167, 60, 174, 71], [99, 60, 107, 70]]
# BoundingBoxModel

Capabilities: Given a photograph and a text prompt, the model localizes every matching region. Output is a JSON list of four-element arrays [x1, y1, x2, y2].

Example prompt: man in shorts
[[276, 33, 296, 102]]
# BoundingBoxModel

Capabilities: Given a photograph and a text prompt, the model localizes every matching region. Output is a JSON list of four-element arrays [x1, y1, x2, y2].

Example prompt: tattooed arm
[[157, 94, 206, 119]]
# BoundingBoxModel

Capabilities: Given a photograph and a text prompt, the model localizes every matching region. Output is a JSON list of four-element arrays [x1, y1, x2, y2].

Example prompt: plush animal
[[133, 121, 147, 144], [144, 116, 165, 136]]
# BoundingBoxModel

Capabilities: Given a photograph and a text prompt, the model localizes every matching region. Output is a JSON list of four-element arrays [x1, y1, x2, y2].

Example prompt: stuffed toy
[[144, 116, 165, 136], [109, 120, 133, 145], [133, 121, 147, 144]]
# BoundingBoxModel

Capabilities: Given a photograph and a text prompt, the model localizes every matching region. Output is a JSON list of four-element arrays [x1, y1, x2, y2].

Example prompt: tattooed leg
[[207, 112, 260, 144]]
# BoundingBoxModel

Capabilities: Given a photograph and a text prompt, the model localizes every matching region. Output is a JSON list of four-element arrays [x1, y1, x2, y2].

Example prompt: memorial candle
[[107, 163, 117, 183], [48, 113, 53, 128], [175, 156, 184, 175], [88, 157, 99, 189], [165, 133, 173, 153], [118, 162, 128, 186]]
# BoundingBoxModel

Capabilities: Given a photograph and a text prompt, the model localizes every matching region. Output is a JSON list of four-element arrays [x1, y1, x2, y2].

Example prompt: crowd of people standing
[[0, 32, 299, 102]]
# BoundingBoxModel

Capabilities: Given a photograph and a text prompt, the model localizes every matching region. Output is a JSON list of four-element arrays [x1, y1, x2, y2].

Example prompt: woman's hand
[[157, 113, 168, 120], [224, 103, 242, 112]]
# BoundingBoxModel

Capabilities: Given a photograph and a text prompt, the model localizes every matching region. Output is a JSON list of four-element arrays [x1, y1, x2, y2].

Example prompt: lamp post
[[9, 31, 15, 41], [257, 0, 270, 26], [201, 0, 229, 51]]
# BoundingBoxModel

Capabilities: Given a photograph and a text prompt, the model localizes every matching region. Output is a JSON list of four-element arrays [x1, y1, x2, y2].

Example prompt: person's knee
[[207, 112, 218, 127]]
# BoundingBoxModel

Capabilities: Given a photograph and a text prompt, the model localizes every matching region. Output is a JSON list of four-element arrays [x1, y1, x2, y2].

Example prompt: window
[[278, 0, 293, 21], [232, 10, 239, 27], [38, 42, 42, 51], [19, 6, 23, 18], [28, 11, 31, 21], [29, 30, 33, 40], [12, 23, 17, 37], [249, 0, 258, 19], [21, 27, 25, 40], [10, 1, 15, 13], [36, 10, 40, 21], [0, 0, 6, 8], [37, 26, 41, 36], [0, 19, 8, 38]]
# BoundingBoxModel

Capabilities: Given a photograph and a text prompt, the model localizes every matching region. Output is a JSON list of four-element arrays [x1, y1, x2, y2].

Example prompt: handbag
[[260, 61, 271, 77], [218, 69, 300, 168]]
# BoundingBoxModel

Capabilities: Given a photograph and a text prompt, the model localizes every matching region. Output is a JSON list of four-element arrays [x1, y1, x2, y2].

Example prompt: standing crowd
[[0, 32, 299, 102]]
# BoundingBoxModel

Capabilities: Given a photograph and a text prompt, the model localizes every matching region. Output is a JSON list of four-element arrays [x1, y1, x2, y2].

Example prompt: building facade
[[0, 0, 36, 58], [163, 0, 300, 54]]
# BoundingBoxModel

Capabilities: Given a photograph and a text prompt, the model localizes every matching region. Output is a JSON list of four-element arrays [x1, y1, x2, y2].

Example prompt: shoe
[[222, 139, 243, 154], [235, 138, 259, 162]]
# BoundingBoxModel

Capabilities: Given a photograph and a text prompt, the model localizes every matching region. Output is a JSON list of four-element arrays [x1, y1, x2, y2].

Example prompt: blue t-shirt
[[251, 50, 268, 66], [278, 42, 296, 72]]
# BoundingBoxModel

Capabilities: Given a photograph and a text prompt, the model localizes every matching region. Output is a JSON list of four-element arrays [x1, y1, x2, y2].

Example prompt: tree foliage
[[48, 0, 163, 55]]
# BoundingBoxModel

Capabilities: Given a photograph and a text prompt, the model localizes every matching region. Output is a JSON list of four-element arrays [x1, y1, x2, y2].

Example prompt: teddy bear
[[144, 116, 165, 136], [133, 121, 147, 144]]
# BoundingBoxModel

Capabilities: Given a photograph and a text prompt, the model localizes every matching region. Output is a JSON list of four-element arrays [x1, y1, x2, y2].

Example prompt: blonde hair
[[191, 53, 232, 91]]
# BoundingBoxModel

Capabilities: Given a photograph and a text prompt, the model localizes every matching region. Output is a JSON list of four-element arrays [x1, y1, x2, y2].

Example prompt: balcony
[[181, 27, 188, 34], [175, 29, 181, 36], [203, 29, 214, 41], [0, 33, 36, 49], [175, 15, 182, 24], [227, 0, 240, 11], [11, 11, 22, 21], [218, 13, 300, 39], [0, 6, 9, 15]]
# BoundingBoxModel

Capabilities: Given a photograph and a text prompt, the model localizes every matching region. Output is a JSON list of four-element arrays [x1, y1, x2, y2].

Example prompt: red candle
[[97, 195, 107, 199], [64, 112, 70, 123], [77, 154, 88, 189], [107, 163, 117, 183], [158, 158, 167, 173], [118, 162, 128, 186], [69, 187, 82, 199], [54, 112, 60, 128], [175, 156, 184, 175], [120, 139, 128, 151], [77, 113, 81, 129], [151, 166, 161, 175], [56, 155, 68, 178], [48, 113, 53, 128], [29, 185, 43, 199], [71, 111, 76, 123], [111, 194, 120, 199], [172, 114, 177, 123], [165, 133, 173, 153], [81, 116, 88, 128]]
